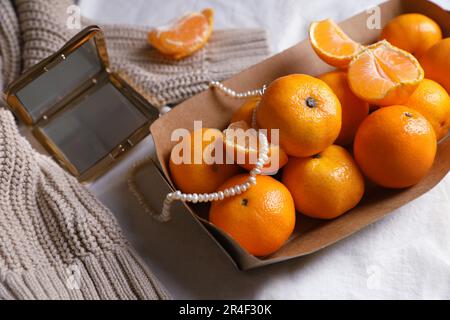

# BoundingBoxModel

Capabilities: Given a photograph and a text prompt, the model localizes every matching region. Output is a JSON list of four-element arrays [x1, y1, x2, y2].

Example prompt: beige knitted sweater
[[0, 0, 268, 299]]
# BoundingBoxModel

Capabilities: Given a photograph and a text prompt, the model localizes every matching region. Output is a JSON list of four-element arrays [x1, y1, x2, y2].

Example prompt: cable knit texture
[[0, 0, 268, 300], [0, 107, 169, 300]]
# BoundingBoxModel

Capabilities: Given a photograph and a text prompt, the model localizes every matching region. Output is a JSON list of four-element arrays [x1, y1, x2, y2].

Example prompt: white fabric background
[[79, 0, 450, 299]]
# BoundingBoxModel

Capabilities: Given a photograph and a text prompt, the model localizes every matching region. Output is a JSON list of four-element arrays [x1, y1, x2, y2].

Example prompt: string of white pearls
[[209, 81, 267, 98], [161, 131, 270, 218]]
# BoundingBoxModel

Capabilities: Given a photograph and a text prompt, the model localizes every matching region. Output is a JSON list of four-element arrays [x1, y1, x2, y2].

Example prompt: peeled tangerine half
[[309, 19, 362, 68], [148, 8, 214, 60], [223, 121, 288, 175], [348, 41, 424, 106]]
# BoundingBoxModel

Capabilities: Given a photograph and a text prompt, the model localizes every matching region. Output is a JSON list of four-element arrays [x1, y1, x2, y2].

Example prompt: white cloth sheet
[[79, 0, 450, 299]]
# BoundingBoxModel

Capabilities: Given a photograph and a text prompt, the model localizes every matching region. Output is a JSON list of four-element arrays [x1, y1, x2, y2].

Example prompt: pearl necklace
[[159, 81, 269, 221], [209, 81, 267, 99]]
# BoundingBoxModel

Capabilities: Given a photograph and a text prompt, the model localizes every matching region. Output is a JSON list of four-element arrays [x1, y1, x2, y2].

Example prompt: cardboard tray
[[150, 0, 450, 270]]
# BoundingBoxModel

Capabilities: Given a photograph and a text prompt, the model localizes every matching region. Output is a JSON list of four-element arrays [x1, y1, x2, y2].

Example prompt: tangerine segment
[[223, 121, 288, 175], [348, 41, 424, 106], [148, 8, 214, 60], [309, 19, 362, 68]]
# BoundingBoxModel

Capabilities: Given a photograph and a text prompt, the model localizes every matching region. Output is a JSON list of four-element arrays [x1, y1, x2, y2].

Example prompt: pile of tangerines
[[166, 12, 450, 257]]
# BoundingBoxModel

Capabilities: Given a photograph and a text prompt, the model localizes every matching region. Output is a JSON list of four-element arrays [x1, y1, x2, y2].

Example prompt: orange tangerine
[[209, 174, 296, 256], [230, 97, 260, 127], [419, 38, 450, 94], [169, 128, 240, 194], [380, 13, 442, 58], [354, 106, 436, 188], [319, 71, 369, 145], [256, 74, 342, 157], [404, 79, 450, 141], [282, 145, 364, 219]]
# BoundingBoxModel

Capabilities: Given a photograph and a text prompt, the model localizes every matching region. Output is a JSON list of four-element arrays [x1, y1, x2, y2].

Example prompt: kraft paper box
[[148, 0, 450, 270]]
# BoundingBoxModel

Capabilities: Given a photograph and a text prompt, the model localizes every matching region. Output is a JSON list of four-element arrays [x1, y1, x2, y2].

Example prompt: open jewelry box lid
[[5, 25, 159, 181]]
